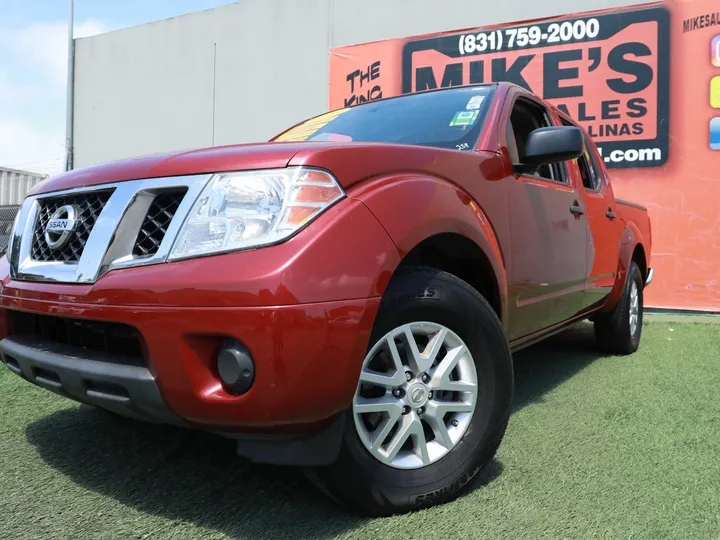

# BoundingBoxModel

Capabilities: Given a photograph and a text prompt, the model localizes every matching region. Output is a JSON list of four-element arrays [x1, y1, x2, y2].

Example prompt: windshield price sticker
[[466, 95, 485, 110], [275, 108, 350, 142], [450, 110, 479, 127]]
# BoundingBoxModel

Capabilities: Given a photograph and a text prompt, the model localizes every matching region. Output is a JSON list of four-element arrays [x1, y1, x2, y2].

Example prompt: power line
[[3, 157, 62, 170]]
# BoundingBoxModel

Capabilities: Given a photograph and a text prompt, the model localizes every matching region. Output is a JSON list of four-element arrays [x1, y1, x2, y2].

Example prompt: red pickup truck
[[0, 82, 651, 516]]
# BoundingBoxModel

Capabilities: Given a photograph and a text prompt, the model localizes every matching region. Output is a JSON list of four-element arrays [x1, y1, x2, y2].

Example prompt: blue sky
[[0, 0, 236, 175]]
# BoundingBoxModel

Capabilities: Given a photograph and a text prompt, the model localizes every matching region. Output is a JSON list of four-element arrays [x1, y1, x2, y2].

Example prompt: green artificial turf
[[1, 321, 719, 539]]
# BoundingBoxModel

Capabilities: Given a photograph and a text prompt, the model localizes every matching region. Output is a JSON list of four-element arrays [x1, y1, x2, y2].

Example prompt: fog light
[[217, 339, 255, 395]]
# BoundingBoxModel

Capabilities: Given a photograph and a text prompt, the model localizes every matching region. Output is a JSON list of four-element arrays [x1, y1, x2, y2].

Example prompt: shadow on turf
[[512, 322, 604, 412], [25, 323, 601, 536]]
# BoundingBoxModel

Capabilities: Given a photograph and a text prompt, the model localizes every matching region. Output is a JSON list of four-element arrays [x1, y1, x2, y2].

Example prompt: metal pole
[[64, 0, 74, 172]]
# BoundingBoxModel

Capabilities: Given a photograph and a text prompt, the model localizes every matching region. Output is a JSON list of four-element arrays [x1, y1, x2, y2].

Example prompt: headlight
[[169, 167, 344, 260]]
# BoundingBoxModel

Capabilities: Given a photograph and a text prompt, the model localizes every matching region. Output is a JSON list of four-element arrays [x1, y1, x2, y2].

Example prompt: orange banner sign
[[329, 0, 720, 312]]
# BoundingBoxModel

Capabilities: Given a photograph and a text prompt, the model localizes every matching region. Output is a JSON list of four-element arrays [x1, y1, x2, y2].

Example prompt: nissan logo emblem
[[45, 204, 79, 250]]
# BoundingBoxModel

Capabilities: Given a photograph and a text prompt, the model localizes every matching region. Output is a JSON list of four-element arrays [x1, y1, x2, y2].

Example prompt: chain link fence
[[0, 205, 20, 254]]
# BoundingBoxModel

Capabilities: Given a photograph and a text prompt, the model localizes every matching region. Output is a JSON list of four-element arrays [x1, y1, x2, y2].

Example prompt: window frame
[[583, 133, 605, 193], [560, 117, 603, 193], [506, 96, 569, 186]]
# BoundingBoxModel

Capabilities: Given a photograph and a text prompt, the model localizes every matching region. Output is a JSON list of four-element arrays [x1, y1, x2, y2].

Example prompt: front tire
[[306, 267, 513, 516], [594, 261, 644, 355]]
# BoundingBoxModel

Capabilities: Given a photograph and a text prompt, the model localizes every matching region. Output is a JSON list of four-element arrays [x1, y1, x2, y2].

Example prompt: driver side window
[[507, 98, 567, 184]]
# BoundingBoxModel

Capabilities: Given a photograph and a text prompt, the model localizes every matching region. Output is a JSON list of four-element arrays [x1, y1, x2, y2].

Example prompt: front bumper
[[0, 297, 379, 433], [0, 196, 397, 435], [0, 335, 183, 425]]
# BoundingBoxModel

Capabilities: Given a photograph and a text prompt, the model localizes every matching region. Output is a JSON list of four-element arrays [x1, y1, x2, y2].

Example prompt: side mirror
[[515, 126, 584, 174]]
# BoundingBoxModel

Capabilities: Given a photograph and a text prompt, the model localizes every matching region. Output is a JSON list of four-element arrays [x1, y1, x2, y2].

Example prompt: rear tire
[[306, 267, 513, 516], [594, 262, 644, 355]]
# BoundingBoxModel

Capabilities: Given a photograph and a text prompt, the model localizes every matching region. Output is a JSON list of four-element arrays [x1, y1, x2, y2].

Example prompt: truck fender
[[348, 175, 508, 326], [602, 221, 645, 312]]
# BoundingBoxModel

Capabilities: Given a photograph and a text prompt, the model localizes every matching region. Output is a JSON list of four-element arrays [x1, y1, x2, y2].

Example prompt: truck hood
[[32, 141, 502, 196], [30, 142, 352, 195]]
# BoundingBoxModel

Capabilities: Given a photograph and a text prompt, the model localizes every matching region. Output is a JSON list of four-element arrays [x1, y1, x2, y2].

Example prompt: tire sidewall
[[628, 264, 644, 350], [324, 269, 513, 514], [595, 261, 644, 355]]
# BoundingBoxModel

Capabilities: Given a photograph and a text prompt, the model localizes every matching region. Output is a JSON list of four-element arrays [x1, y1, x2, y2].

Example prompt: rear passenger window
[[576, 150, 597, 191], [507, 98, 567, 184], [561, 119, 601, 191], [583, 135, 603, 191]]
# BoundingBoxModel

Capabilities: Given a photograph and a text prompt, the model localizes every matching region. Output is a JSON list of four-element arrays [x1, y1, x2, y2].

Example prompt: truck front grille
[[132, 188, 188, 257], [31, 190, 113, 262], [11, 175, 208, 284], [9, 311, 145, 367]]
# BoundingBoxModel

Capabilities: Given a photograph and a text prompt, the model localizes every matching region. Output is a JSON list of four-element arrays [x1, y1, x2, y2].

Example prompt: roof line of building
[[0, 166, 48, 178]]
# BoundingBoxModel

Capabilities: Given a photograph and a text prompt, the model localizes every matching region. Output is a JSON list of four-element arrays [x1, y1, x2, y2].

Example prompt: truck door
[[504, 96, 589, 340], [567, 128, 624, 308]]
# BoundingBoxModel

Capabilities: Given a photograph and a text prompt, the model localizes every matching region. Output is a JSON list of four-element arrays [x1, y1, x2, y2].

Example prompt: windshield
[[273, 85, 496, 151]]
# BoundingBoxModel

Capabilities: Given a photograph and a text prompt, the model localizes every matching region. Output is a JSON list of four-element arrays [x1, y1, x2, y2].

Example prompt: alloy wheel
[[629, 280, 640, 336], [352, 322, 478, 469]]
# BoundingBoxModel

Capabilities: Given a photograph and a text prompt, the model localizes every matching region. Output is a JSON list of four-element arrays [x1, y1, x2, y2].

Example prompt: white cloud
[[0, 19, 109, 175], [8, 19, 108, 86], [0, 118, 65, 175]]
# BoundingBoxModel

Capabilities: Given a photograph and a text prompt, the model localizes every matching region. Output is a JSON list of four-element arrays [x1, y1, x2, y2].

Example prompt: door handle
[[570, 202, 584, 216], [606, 208, 616, 220]]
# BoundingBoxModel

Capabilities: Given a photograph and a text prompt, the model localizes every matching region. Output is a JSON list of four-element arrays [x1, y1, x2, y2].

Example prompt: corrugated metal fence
[[0, 167, 47, 253]]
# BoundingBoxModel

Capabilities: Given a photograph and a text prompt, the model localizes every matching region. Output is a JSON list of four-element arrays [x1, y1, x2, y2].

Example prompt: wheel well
[[394, 233, 502, 319], [632, 244, 648, 282]]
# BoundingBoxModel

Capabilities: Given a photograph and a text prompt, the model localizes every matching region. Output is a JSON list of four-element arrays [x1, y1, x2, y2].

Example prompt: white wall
[[73, 0, 651, 168]]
